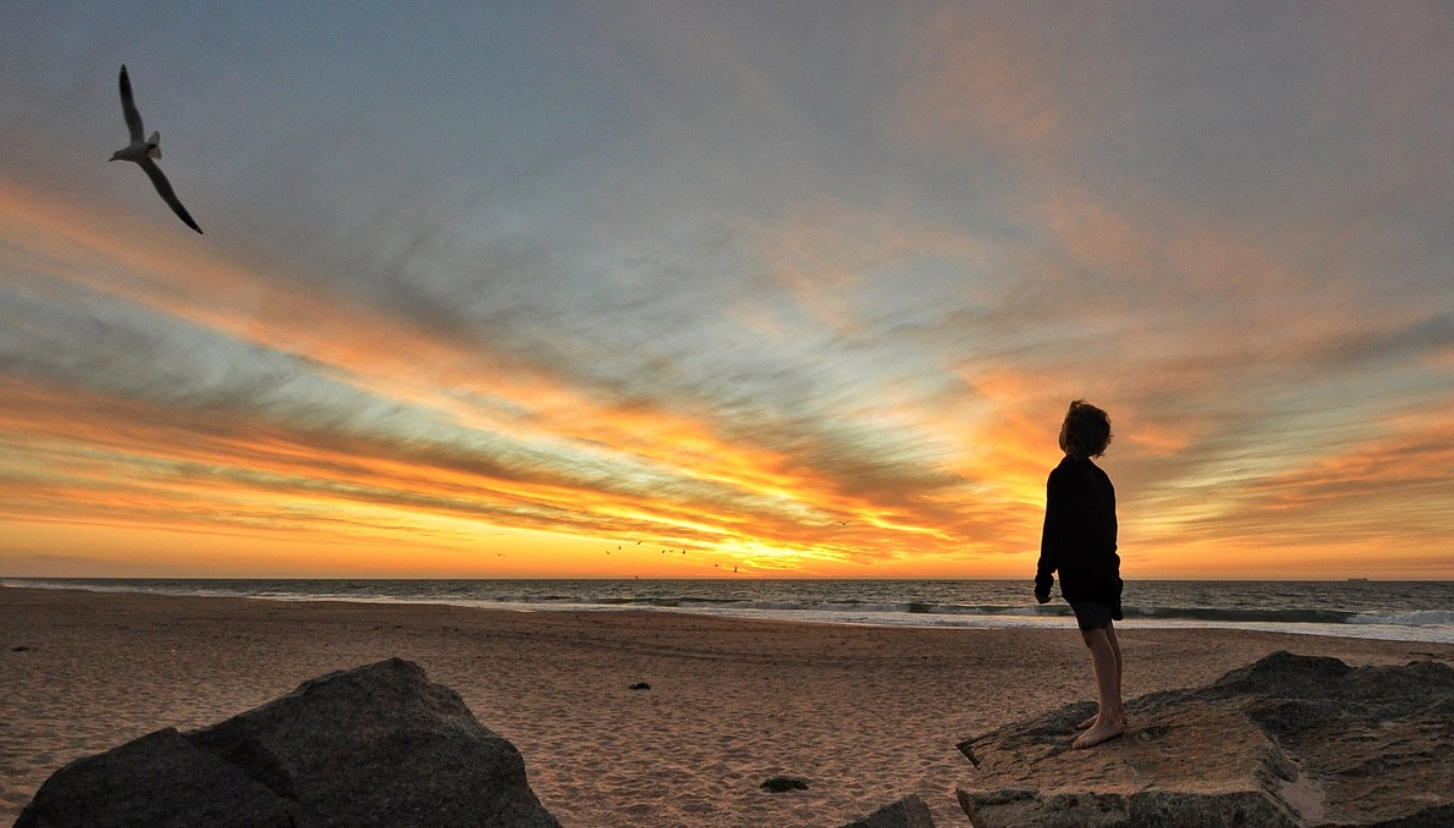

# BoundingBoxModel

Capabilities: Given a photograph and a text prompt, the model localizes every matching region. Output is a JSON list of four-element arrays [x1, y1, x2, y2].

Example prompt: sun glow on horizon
[[4, 176, 1453, 581]]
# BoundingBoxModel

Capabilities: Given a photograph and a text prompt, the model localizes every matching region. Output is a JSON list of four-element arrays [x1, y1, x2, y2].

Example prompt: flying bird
[[110, 65, 203, 234]]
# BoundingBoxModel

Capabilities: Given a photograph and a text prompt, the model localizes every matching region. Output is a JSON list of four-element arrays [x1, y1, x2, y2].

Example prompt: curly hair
[[1061, 400, 1112, 459]]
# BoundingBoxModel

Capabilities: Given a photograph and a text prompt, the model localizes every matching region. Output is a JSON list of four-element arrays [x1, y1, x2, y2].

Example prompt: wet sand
[[3, 586, 1449, 827]]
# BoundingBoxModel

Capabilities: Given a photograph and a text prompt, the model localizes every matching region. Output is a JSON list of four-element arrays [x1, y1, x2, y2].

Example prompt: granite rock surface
[[840, 794, 937, 828], [15, 657, 562, 828], [956, 651, 1454, 828]]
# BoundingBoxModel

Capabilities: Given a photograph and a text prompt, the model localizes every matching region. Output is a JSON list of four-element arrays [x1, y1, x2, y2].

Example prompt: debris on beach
[[760, 775, 810, 793], [838, 794, 937, 828]]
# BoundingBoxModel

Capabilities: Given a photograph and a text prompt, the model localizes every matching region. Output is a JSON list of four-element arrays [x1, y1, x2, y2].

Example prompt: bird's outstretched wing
[[138, 158, 202, 233], [119, 65, 145, 144]]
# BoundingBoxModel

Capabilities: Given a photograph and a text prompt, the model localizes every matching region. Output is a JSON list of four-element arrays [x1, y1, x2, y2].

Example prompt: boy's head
[[1059, 400, 1112, 459]]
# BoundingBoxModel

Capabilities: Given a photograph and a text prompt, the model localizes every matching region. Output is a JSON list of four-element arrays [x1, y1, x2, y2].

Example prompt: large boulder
[[16, 657, 562, 828], [956, 651, 1454, 828]]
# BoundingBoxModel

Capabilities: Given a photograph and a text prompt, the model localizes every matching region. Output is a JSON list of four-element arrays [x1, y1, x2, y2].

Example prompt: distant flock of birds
[[598, 521, 852, 575], [491, 519, 854, 575]]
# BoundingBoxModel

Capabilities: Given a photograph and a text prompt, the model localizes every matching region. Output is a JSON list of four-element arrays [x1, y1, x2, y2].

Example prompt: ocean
[[3, 578, 1451, 644]]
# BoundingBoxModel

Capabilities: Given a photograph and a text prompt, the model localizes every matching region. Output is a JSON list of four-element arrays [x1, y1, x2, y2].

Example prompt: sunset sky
[[2, 3, 1451, 579]]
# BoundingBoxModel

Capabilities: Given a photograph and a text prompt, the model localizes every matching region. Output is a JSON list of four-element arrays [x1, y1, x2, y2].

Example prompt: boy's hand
[[1034, 591, 1051, 604]]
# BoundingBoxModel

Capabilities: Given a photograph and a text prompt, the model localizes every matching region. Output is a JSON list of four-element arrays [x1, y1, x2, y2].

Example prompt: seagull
[[110, 65, 202, 234]]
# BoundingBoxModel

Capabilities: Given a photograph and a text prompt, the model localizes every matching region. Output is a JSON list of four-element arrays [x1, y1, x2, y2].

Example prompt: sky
[[1, 2, 1451, 580]]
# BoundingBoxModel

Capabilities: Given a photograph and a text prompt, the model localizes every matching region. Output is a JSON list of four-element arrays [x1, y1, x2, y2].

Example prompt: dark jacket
[[1035, 456, 1121, 604]]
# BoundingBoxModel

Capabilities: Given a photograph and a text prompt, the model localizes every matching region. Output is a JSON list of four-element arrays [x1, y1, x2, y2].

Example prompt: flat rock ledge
[[956, 651, 1454, 828], [15, 657, 562, 828]]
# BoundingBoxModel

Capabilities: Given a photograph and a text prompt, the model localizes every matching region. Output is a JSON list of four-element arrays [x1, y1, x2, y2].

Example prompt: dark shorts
[[1068, 599, 1123, 632]]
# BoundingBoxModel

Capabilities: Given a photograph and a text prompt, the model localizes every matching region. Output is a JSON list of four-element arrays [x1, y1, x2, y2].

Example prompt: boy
[[1034, 400, 1124, 748]]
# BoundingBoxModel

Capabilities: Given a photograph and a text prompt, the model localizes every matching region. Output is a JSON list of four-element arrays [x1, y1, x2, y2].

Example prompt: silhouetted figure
[[1034, 400, 1124, 749]]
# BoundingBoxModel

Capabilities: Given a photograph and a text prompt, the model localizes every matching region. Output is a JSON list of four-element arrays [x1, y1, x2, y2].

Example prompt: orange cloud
[[901, 6, 1067, 149]]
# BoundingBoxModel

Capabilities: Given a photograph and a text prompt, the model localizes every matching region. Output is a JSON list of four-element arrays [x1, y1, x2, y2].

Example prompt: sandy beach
[[2, 587, 1451, 827]]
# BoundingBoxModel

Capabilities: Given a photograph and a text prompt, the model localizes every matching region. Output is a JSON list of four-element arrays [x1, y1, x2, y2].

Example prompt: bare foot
[[1073, 716, 1126, 749], [1079, 713, 1129, 730]]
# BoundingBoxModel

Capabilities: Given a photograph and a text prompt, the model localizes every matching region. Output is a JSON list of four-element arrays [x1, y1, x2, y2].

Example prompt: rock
[[16, 657, 562, 828], [629, 681, 651, 690], [839, 794, 937, 828], [11, 728, 292, 828], [956, 651, 1454, 828], [762, 775, 811, 792]]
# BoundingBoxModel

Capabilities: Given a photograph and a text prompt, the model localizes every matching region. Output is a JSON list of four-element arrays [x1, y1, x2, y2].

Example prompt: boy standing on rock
[[1034, 400, 1125, 749]]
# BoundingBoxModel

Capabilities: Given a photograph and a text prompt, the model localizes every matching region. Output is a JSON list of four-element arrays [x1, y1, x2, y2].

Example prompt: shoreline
[[5, 578, 1450, 645], [4, 588, 1452, 827]]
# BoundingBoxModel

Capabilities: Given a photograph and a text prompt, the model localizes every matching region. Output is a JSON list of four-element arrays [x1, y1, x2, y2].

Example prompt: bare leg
[[1107, 621, 1123, 708], [1077, 623, 1124, 729], [1074, 624, 1126, 749]]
